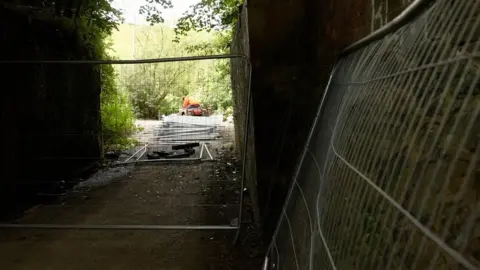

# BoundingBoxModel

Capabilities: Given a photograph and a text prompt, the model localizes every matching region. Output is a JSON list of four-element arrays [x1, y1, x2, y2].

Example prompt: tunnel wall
[[0, 8, 102, 218], [231, 3, 262, 223], [232, 0, 415, 236]]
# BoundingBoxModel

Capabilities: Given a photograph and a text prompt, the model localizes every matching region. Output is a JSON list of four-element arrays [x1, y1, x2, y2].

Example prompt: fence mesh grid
[[113, 59, 235, 163], [0, 56, 247, 230], [266, 0, 480, 269]]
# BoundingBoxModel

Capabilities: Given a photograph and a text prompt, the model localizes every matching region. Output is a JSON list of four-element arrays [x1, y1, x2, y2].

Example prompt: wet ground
[[0, 116, 263, 270]]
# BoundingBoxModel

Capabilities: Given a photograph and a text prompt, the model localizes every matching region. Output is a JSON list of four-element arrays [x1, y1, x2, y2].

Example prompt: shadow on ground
[[0, 153, 264, 270]]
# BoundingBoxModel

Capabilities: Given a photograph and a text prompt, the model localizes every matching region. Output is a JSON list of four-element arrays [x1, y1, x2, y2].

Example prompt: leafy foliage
[[100, 60, 137, 150], [111, 24, 233, 119], [139, 0, 173, 24], [185, 33, 233, 112], [173, 0, 242, 42], [137, 0, 242, 42], [121, 61, 193, 118], [20, 0, 124, 35], [184, 30, 232, 55]]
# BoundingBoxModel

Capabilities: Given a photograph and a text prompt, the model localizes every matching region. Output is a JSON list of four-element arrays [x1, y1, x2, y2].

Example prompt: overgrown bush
[[82, 20, 138, 151], [101, 88, 137, 151]]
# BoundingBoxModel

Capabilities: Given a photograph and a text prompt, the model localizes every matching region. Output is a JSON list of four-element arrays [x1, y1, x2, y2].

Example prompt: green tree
[[117, 26, 197, 118], [139, 0, 173, 24], [102, 0, 240, 120], [111, 24, 235, 119], [139, 0, 243, 42], [173, 0, 243, 41], [184, 31, 233, 115]]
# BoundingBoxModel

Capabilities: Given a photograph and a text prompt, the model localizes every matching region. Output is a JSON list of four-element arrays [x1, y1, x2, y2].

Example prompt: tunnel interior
[[1, 0, 416, 247]]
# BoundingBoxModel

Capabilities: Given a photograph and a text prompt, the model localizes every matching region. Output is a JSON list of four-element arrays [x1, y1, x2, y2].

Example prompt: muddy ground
[[0, 118, 264, 270]]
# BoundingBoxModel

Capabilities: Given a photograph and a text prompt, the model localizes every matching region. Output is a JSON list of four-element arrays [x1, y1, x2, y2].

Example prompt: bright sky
[[112, 0, 200, 25]]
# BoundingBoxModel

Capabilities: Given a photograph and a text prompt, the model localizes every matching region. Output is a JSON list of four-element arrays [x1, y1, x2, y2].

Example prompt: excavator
[[181, 96, 204, 116]]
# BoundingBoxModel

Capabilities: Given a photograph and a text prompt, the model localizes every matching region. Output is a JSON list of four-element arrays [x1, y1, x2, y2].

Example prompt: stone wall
[[230, 2, 261, 223], [232, 0, 413, 236], [0, 8, 102, 218]]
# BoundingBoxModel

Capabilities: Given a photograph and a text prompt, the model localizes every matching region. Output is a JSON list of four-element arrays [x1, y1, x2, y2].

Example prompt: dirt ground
[[0, 118, 263, 270]]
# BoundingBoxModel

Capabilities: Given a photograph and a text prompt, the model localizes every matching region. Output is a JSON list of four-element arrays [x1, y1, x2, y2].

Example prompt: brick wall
[[232, 0, 412, 236]]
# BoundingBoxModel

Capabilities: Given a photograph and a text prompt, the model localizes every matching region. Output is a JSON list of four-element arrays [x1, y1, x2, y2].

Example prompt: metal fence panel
[[0, 55, 251, 234], [264, 0, 480, 269]]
